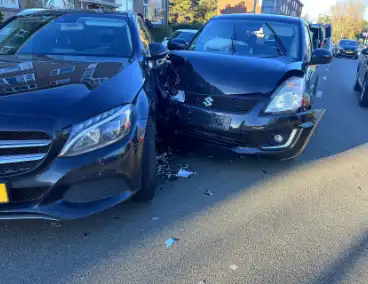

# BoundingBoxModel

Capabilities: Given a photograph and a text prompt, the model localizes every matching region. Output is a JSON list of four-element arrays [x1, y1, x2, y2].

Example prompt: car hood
[[168, 51, 301, 96], [0, 55, 144, 132]]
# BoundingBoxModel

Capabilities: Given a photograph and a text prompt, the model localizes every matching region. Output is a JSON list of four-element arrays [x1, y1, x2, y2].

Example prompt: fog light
[[274, 134, 284, 144]]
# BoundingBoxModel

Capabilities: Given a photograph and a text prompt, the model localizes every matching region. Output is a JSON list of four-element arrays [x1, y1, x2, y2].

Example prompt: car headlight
[[59, 105, 133, 157], [265, 77, 304, 114]]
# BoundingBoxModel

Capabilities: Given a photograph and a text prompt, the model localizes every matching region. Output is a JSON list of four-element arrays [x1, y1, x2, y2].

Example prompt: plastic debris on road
[[230, 264, 238, 271], [165, 237, 179, 248], [204, 190, 214, 196], [156, 152, 195, 180], [152, 216, 160, 221]]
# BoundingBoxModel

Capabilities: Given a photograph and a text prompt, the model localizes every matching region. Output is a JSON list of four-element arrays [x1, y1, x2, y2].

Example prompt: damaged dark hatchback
[[157, 14, 331, 160], [0, 10, 166, 220]]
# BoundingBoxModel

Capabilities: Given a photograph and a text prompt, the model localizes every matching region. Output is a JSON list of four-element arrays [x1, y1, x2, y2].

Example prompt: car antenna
[[231, 24, 236, 55]]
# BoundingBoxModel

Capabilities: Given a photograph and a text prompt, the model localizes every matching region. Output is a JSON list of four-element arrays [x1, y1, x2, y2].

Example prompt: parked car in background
[[157, 14, 331, 160], [0, 10, 167, 220], [336, 39, 359, 59], [162, 29, 198, 48]]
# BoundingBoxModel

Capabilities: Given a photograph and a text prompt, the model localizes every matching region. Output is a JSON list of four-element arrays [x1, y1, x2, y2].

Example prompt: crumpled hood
[[0, 55, 144, 131], [169, 51, 302, 95]]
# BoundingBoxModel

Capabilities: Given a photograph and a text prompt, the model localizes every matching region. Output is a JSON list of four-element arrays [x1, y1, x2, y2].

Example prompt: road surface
[[2, 58, 368, 284]]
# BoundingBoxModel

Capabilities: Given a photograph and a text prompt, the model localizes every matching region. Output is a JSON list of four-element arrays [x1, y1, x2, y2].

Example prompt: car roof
[[176, 29, 198, 33], [212, 13, 303, 25], [16, 9, 134, 18]]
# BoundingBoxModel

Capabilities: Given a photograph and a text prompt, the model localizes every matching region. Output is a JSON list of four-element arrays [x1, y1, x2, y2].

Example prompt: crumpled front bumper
[[159, 101, 326, 160]]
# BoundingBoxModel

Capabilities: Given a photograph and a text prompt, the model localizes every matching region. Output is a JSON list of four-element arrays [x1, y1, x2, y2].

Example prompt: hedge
[[151, 25, 173, 42], [170, 23, 203, 32]]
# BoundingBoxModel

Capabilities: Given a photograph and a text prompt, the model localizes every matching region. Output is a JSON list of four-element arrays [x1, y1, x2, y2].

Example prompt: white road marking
[[316, 90, 323, 98], [323, 76, 327, 80]]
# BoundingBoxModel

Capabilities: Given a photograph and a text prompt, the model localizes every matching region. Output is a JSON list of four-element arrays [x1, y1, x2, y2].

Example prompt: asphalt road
[[2, 58, 368, 284]]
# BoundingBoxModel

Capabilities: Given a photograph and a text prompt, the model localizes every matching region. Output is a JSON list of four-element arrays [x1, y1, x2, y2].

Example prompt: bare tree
[[331, 0, 366, 43]]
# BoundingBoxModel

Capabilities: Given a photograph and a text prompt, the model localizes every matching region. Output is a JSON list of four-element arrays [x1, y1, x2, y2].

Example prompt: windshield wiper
[[264, 22, 287, 56]]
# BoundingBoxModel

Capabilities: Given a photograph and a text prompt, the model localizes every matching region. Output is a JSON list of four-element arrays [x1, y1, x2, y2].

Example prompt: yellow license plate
[[0, 184, 9, 203], [347, 51, 353, 54]]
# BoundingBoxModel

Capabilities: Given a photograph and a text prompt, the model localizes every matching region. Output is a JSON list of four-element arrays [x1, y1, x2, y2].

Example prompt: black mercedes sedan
[[0, 10, 166, 220], [157, 14, 331, 160], [336, 39, 359, 59]]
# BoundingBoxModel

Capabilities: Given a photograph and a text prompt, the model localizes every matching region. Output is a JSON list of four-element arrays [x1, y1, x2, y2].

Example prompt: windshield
[[339, 40, 357, 46], [188, 19, 300, 60], [0, 13, 133, 57], [171, 31, 196, 42]]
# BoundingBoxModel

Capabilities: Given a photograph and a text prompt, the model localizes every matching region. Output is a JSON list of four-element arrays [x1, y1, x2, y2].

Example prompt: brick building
[[217, 0, 261, 15]]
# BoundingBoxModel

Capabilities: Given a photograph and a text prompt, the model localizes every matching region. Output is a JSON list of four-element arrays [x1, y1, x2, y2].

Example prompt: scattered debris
[[208, 155, 214, 158], [198, 280, 207, 284], [177, 169, 194, 178], [230, 264, 238, 271], [358, 186, 362, 190], [204, 190, 214, 196], [152, 216, 160, 221], [156, 152, 195, 180], [165, 237, 179, 248], [51, 222, 62, 228], [114, 216, 120, 220], [261, 170, 268, 176], [84, 232, 88, 237]]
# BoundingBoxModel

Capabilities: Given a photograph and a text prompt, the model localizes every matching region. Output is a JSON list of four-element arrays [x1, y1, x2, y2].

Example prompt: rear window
[[339, 40, 357, 46], [171, 31, 196, 42], [0, 13, 133, 57], [188, 19, 300, 60]]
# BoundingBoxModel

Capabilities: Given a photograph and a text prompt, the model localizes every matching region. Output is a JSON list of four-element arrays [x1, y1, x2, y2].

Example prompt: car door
[[304, 24, 318, 97]]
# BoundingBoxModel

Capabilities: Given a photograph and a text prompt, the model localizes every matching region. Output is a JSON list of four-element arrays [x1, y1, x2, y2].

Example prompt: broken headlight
[[265, 77, 304, 114]]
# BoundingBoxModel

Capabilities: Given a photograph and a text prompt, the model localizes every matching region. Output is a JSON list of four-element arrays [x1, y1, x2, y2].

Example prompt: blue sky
[[302, 0, 368, 20]]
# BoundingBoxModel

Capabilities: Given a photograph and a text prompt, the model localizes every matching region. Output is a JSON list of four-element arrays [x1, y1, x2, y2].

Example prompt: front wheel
[[354, 72, 361, 91], [132, 116, 156, 202], [359, 79, 368, 107]]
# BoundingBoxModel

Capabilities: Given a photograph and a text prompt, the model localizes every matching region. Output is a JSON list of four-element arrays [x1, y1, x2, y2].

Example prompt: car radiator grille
[[0, 131, 51, 177], [184, 92, 259, 113]]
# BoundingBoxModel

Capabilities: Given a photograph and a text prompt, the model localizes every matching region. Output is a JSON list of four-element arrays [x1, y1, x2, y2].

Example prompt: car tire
[[359, 79, 368, 107], [132, 116, 156, 202], [354, 73, 361, 91]]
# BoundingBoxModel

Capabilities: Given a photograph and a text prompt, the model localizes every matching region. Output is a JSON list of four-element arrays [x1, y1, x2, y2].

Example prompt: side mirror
[[147, 42, 167, 60], [361, 48, 368, 56], [310, 48, 332, 65], [167, 38, 187, 50]]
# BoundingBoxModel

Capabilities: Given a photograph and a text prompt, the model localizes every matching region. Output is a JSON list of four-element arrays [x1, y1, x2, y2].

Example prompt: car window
[[188, 19, 300, 60], [339, 40, 357, 46], [0, 13, 133, 57], [137, 18, 152, 53]]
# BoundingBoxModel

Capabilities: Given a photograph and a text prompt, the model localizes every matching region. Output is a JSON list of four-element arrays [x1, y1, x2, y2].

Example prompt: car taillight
[[320, 41, 324, 48]]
